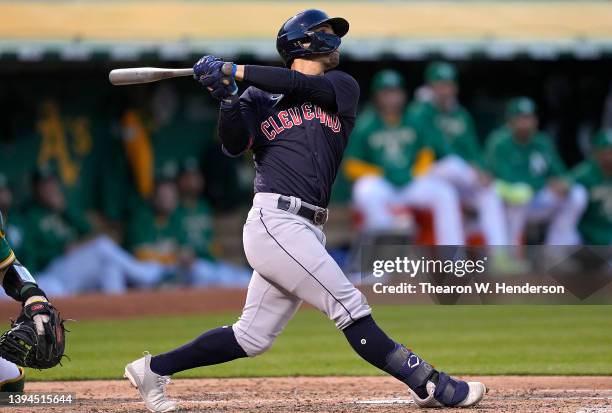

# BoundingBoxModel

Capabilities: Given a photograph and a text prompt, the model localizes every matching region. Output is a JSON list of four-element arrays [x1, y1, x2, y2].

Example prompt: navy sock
[[343, 315, 435, 399], [342, 314, 396, 370], [150, 326, 247, 376]]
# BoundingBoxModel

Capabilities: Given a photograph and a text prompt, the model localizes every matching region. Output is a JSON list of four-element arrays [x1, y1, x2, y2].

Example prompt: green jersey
[[0, 213, 15, 270], [569, 160, 612, 245], [22, 205, 90, 272], [176, 200, 215, 261], [125, 205, 188, 265], [408, 100, 484, 167], [345, 106, 448, 187], [485, 126, 566, 191]]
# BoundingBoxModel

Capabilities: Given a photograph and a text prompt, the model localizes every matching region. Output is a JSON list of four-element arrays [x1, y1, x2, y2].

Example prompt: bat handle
[[221, 62, 235, 86]]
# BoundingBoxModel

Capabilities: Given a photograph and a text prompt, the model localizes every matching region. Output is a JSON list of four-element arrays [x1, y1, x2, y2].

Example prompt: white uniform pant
[[428, 156, 509, 245], [506, 185, 588, 245], [233, 193, 371, 356], [36, 236, 163, 297], [353, 174, 465, 245]]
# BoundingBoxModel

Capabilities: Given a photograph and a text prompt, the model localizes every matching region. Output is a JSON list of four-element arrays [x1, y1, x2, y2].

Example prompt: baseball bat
[[109, 64, 234, 86], [109, 67, 193, 85]]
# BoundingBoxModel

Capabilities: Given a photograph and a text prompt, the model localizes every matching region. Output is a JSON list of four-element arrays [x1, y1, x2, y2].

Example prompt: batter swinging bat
[[109, 64, 234, 86]]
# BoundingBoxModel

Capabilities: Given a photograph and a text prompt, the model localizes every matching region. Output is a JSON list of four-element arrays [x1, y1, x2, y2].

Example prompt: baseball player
[[345, 69, 466, 244], [124, 9, 486, 412], [0, 212, 66, 391], [569, 129, 612, 244], [407, 62, 508, 245], [486, 97, 587, 244]]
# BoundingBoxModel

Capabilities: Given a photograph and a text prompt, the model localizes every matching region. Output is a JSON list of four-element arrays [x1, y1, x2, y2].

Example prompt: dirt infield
[[8, 376, 611, 413]]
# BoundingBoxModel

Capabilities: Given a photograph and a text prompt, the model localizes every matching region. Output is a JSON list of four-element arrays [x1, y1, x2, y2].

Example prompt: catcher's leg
[[0, 356, 22, 389]]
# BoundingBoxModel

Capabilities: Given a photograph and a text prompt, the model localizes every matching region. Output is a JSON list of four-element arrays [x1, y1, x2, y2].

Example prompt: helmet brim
[[317, 17, 349, 38]]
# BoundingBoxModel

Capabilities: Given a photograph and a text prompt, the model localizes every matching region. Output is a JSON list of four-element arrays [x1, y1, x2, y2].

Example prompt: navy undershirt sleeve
[[243, 65, 337, 112], [217, 90, 257, 156]]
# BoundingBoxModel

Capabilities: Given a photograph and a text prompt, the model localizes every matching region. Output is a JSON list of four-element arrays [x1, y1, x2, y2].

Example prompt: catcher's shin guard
[[383, 344, 486, 407]]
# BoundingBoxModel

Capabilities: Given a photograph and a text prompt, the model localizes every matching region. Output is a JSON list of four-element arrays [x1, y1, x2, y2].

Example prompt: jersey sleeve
[[218, 88, 256, 156], [567, 161, 590, 186], [344, 111, 373, 162], [485, 131, 516, 182], [0, 217, 15, 270], [324, 71, 360, 119]]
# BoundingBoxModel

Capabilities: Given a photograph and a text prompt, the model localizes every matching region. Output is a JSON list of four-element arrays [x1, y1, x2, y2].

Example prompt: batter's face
[[300, 24, 340, 70]]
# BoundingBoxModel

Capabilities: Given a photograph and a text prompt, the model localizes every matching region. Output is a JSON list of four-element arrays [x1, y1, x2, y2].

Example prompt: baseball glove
[[0, 300, 66, 369]]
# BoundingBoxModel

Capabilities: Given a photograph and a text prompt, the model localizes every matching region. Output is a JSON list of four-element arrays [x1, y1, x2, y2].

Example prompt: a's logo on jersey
[[260, 102, 341, 140], [529, 151, 549, 176]]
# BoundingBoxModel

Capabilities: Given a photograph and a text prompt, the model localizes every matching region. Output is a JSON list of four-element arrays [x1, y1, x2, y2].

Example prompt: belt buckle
[[313, 208, 328, 225]]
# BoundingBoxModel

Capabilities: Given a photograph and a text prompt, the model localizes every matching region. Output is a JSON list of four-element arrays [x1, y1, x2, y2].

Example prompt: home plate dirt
[[10, 376, 611, 413]]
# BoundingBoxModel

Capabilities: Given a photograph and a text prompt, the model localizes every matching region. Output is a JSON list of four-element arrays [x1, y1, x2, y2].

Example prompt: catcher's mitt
[[0, 301, 66, 369]]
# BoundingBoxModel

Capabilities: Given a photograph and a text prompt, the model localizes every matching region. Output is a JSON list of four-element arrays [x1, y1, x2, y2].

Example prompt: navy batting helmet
[[276, 9, 349, 68]]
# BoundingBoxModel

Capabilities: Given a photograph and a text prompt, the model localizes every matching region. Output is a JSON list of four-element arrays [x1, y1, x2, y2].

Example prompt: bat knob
[[221, 62, 234, 76]]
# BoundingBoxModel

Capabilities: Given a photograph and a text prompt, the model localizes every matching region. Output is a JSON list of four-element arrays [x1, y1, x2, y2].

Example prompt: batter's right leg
[[232, 271, 302, 356], [125, 269, 301, 412]]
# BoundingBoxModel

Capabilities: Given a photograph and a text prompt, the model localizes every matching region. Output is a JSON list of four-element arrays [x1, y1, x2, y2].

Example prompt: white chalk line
[[534, 389, 612, 393], [355, 399, 413, 405], [353, 395, 612, 405]]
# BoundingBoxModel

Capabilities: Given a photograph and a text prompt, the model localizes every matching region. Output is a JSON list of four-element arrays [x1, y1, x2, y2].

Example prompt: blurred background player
[[344, 69, 465, 244], [126, 173, 250, 286], [486, 97, 587, 245], [569, 129, 612, 245], [24, 167, 163, 296], [408, 62, 508, 245]]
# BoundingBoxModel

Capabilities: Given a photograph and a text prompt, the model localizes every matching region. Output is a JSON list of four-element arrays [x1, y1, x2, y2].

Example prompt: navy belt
[[277, 196, 329, 225]]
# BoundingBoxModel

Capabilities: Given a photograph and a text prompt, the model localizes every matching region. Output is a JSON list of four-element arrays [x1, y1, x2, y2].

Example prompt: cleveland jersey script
[[235, 70, 359, 207]]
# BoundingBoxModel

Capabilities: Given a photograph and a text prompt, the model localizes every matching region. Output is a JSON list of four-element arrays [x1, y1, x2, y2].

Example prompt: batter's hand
[[193, 55, 238, 100]]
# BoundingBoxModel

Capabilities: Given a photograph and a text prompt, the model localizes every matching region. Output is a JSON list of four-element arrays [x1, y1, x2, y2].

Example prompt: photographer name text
[[372, 282, 565, 295]]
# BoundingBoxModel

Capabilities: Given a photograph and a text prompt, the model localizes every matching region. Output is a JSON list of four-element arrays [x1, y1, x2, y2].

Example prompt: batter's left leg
[[244, 205, 485, 408]]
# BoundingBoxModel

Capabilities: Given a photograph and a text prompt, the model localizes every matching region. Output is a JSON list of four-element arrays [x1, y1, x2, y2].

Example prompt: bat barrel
[[109, 67, 194, 85]]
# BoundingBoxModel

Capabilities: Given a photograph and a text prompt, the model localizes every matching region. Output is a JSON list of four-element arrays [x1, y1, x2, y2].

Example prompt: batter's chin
[[326, 50, 340, 70]]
